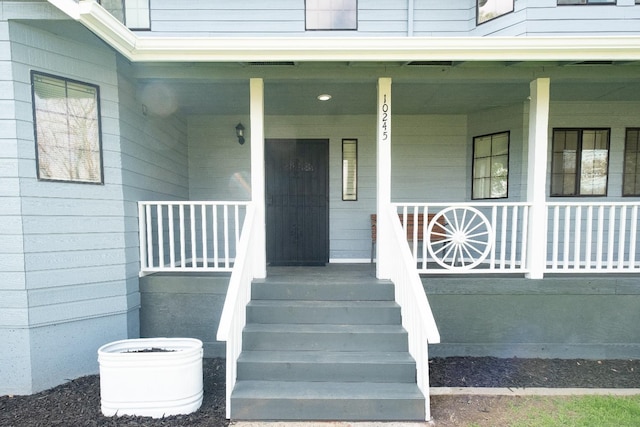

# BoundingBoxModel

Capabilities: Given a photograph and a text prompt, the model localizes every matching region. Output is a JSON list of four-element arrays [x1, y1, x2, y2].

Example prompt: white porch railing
[[382, 205, 440, 421], [393, 202, 531, 274], [138, 201, 250, 275], [546, 202, 640, 272], [215, 204, 258, 419], [393, 201, 640, 275]]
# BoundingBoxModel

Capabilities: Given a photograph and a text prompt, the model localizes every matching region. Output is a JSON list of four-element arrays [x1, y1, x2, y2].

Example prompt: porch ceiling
[[137, 62, 640, 116]]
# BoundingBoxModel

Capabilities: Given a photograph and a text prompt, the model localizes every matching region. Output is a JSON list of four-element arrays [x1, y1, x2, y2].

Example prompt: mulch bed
[[0, 357, 638, 426]]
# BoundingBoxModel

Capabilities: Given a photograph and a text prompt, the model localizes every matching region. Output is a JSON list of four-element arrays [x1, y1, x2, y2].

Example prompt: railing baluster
[[574, 206, 581, 270], [563, 206, 571, 270], [190, 204, 197, 268], [421, 206, 428, 270], [618, 206, 626, 269], [412, 207, 419, 262], [202, 204, 208, 268], [596, 205, 604, 270], [145, 204, 154, 269], [585, 206, 593, 271], [223, 204, 230, 268], [607, 206, 615, 269], [157, 204, 165, 268], [630, 206, 638, 270], [490, 206, 497, 270], [179, 204, 186, 268], [520, 205, 528, 270], [168, 204, 175, 268], [213, 205, 219, 269], [500, 205, 507, 269], [552, 205, 559, 270], [510, 205, 518, 270]]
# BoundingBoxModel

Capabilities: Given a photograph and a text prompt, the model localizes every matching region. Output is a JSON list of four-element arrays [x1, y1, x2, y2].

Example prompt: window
[[306, 0, 357, 30], [558, 0, 615, 4], [472, 131, 509, 199], [623, 128, 640, 196], [551, 129, 610, 197], [31, 72, 103, 184], [98, 0, 150, 30], [477, 0, 514, 25], [342, 139, 357, 201]]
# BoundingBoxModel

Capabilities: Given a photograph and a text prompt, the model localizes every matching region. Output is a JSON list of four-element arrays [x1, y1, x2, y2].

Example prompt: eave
[[48, 0, 640, 63]]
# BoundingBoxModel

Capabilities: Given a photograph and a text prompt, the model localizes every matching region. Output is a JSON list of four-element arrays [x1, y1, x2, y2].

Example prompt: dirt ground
[[1, 357, 638, 427]]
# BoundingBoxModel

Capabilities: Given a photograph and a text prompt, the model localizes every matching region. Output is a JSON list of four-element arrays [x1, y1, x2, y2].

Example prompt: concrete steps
[[230, 270, 425, 421]]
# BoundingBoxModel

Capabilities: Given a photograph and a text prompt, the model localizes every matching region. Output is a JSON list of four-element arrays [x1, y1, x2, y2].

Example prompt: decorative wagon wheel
[[426, 206, 493, 270]]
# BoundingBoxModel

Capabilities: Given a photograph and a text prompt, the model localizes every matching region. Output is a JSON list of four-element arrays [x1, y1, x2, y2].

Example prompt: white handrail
[[215, 204, 257, 419], [382, 205, 440, 421]]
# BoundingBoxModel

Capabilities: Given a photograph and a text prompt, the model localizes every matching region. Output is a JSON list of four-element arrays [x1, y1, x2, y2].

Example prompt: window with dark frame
[[472, 131, 509, 200], [342, 139, 358, 201], [477, 0, 514, 25], [306, 0, 357, 30], [31, 72, 104, 184], [623, 128, 640, 196], [551, 129, 610, 197]]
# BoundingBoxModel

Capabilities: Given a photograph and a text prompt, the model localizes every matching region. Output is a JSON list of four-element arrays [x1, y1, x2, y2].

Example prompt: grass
[[507, 395, 640, 427]]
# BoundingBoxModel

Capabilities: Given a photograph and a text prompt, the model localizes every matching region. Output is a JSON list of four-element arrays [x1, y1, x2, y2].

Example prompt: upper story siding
[[126, 0, 640, 38]]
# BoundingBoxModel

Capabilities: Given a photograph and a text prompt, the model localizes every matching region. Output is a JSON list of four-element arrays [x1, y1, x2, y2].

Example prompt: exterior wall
[[425, 276, 640, 359], [1, 17, 130, 394], [116, 57, 190, 337], [138, 0, 640, 37], [0, 16, 31, 394]]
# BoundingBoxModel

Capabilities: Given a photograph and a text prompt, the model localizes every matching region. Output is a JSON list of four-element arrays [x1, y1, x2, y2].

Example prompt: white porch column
[[250, 78, 267, 278], [526, 78, 550, 279], [376, 77, 392, 279]]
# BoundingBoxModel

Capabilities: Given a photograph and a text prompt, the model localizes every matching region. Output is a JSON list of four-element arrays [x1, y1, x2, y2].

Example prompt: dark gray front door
[[265, 139, 329, 265]]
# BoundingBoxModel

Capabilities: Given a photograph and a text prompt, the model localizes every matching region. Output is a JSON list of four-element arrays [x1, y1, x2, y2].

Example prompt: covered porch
[[132, 68, 640, 421]]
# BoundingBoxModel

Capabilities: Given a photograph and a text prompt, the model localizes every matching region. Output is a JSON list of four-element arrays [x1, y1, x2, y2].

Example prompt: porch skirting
[[424, 275, 640, 360], [139, 270, 639, 361]]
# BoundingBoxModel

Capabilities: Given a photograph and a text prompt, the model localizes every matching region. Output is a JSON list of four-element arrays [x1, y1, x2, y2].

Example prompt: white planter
[[98, 337, 203, 418]]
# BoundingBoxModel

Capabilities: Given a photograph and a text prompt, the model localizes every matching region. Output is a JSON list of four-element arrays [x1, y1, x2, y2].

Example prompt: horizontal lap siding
[[392, 115, 468, 202], [150, 0, 304, 36], [413, 1, 473, 36], [522, 1, 640, 36], [147, 0, 409, 36], [0, 19, 27, 347], [8, 21, 130, 332]]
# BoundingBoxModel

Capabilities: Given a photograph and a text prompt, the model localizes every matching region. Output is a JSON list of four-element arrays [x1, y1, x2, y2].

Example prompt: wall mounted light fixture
[[235, 122, 245, 145]]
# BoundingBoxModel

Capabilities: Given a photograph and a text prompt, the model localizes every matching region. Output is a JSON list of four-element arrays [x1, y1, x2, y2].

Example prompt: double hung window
[[623, 128, 640, 196], [31, 72, 103, 184], [472, 131, 509, 199], [551, 129, 610, 196]]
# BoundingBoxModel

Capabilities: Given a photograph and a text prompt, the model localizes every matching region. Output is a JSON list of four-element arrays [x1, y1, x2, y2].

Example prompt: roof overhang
[[48, 0, 640, 63]]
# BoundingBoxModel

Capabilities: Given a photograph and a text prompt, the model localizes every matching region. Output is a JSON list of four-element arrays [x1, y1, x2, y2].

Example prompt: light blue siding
[[136, 0, 640, 37]]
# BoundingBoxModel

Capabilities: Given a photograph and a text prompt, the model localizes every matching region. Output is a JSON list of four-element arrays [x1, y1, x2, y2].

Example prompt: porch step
[[231, 381, 425, 421], [230, 269, 424, 421], [237, 350, 416, 383], [246, 300, 402, 324], [242, 323, 409, 352]]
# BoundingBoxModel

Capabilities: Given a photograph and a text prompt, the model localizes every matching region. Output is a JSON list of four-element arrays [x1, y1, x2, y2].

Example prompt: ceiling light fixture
[[317, 94, 332, 101]]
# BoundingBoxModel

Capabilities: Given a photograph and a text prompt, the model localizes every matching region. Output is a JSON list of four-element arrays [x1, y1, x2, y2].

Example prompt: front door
[[265, 139, 329, 265]]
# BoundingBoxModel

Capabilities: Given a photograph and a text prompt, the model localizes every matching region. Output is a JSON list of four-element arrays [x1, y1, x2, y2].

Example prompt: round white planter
[[98, 337, 203, 418]]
